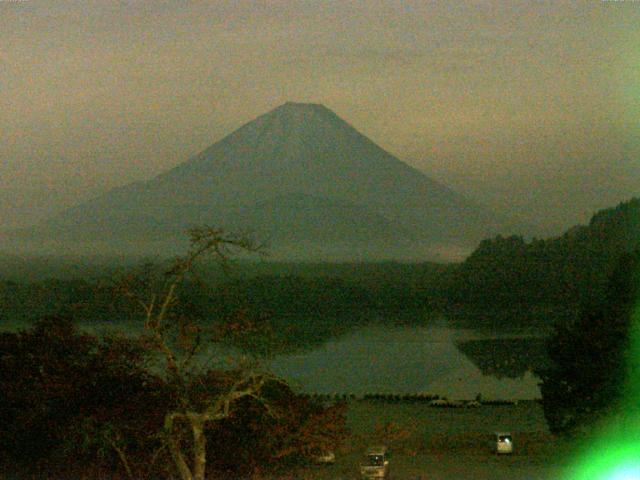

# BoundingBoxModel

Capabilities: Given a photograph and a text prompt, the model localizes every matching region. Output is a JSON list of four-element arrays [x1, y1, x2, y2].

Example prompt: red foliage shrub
[[0, 317, 347, 479]]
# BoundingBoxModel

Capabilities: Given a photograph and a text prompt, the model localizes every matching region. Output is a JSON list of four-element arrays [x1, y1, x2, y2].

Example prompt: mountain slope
[[12, 102, 502, 259]]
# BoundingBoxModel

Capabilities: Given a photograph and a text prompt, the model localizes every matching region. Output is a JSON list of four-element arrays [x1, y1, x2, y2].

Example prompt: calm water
[[4, 318, 543, 400], [268, 324, 542, 400]]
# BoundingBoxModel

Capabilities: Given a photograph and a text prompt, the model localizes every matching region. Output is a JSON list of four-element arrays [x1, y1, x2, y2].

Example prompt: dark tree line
[[439, 198, 640, 323], [538, 249, 640, 435]]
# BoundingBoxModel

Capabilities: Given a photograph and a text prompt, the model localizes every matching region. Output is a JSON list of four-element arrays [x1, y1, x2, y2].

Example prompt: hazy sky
[[1, 0, 638, 235]]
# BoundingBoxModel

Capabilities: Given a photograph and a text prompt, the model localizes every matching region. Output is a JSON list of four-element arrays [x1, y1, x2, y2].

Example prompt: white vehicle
[[494, 432, 514, 454], [360, 446, 390, 479]]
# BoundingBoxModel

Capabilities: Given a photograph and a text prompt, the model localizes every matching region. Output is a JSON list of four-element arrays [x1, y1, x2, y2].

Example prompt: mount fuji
[[12, 102, 503, 260]]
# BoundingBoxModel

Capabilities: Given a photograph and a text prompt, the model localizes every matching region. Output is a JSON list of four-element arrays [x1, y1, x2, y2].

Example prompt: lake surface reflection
[[268, 324, 543, 400]]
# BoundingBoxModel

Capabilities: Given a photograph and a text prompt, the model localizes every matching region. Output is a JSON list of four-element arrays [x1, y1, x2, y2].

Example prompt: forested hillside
[[2, 198, 638, 335], [442, 197, 640, 311]]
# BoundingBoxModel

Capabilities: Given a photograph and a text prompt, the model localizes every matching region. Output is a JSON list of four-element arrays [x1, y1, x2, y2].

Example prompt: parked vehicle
[[360, 446, 390, 479], [494, 432, 514, 454]]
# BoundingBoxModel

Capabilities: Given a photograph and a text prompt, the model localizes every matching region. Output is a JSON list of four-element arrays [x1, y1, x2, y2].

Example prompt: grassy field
[[285, 399, 570, 480]]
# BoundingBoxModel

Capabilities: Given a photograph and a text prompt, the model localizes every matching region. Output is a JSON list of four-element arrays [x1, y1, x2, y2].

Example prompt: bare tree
[[121, 227, 278, 480]]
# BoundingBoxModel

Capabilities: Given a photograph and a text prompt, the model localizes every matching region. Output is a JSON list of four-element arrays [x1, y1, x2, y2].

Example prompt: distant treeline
[[0, 260, 446, 321], [0, 271, 439, 355], [2, 197, 639, 336]]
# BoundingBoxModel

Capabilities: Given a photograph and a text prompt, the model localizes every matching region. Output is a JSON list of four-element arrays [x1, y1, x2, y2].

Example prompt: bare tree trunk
[[166, 413, 194, 480], [190, 414, 208, 480], [108, 438, 135, 480], [122, 228, 267, 480], [165, 412, 211, 480]]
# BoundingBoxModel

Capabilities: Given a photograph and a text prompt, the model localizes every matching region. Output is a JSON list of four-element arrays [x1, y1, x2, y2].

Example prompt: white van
[[360, 446, 390, 479], [494, 432, 514, 454]]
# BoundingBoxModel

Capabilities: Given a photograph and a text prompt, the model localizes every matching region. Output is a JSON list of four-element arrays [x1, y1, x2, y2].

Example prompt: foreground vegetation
[[1, 197, 639, 478], [0, 316, 346, 479], [1, 228, 348, 480]]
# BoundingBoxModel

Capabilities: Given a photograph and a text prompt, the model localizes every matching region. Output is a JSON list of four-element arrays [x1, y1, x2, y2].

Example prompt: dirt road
[[283, 400, 568, 480]]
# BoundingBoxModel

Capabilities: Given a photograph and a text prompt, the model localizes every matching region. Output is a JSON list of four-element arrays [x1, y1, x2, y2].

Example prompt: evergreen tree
[[538, 249, 640, 435]]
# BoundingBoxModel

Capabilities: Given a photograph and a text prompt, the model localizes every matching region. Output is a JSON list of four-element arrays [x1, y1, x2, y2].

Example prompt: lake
[[2, 317, 547, 401], [268, 323, 545, 400]]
